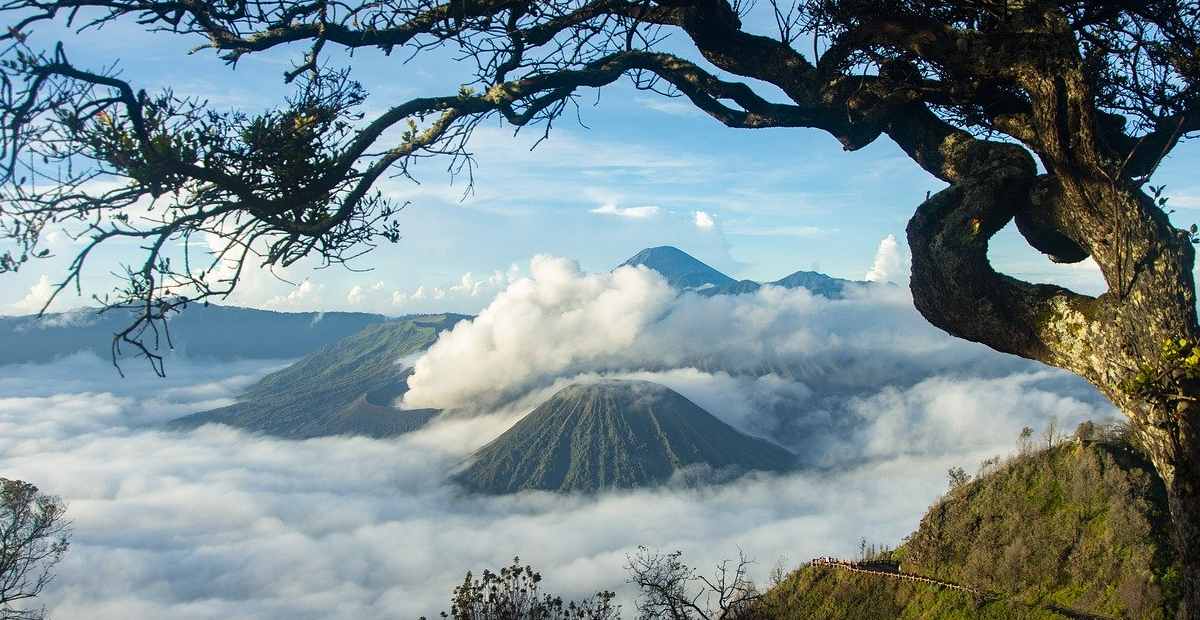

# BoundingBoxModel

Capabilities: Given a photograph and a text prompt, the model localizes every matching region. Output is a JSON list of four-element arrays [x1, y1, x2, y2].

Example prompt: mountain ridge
[[167, 313, 468, 438], [617, 246, 737, 290], [0, 304, 387, 365], [618, 245, 868, 298]]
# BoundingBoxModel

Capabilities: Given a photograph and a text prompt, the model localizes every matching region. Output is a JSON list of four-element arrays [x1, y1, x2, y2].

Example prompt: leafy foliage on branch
[[428, 556, 618, 620], [1121, 337, 1200, 404], [0, 479, 70, 620]]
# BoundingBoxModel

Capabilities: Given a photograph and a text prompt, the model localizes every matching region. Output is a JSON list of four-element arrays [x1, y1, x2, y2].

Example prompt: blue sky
[[5, 10, 1200, 316]]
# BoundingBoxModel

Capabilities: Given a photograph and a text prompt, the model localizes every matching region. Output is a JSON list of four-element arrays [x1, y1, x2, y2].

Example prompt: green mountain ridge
[[453, 379, 796, 494], [753, 436, 1182, 619], [168, 313, 468, 438]]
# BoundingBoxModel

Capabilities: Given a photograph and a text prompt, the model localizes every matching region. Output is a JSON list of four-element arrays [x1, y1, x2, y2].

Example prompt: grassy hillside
[[168, 313, 467, 438], [753, 436, 1182, 619], [455, 380, 796, 494]]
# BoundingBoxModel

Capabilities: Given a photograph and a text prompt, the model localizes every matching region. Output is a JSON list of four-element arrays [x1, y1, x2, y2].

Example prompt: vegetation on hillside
[[750, 423, 1182, 619]]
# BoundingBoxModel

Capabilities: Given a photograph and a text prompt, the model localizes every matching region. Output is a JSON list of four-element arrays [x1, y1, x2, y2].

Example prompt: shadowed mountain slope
[[168, 314, 468, 438], [454, 380, 795, 494]]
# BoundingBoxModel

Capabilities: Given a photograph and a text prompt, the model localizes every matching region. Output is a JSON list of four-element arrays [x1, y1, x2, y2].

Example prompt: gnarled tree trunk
[[899, 99, 1200, 612]]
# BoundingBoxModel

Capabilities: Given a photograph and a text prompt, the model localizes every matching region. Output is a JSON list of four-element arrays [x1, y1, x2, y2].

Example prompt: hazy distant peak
[[617, 246, 736, 290], [617, 246, 868, 299]]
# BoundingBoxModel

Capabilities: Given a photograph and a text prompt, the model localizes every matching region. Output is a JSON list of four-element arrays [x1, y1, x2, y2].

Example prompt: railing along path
[[809, 557, 984, 596]]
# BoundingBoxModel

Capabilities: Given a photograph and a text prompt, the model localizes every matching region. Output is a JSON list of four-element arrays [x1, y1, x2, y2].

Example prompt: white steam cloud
[[864, 234, 907, 283], [403, 255, 1039, 419]]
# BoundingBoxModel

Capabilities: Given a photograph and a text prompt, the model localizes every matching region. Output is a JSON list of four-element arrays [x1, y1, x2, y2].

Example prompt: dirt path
[[808, 557, 1116, 620], [809, 558, 984, 596]]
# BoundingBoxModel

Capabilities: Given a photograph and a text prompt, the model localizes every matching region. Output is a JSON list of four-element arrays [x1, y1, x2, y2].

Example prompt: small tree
[[1018, 426, 1036, 456], [1, 479, 69, 620], [430, 557, 618, 620], [625, 546, 760, 620], [977, 455, 1001, 478], [947, 466, 970, 490], [1074, 420, 1098, 443], [1042, 417, 1061, 449]]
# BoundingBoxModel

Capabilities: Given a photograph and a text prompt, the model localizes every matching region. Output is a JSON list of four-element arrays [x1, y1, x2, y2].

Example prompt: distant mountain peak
[[618, 246, 735, 290], [617, 246, 867, 299], [768, 270, 867, 299]]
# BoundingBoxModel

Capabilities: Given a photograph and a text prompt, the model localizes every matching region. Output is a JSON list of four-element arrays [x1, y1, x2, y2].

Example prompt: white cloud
[[1166, 190, 1200, 209], [401, 255, 1086, 423], [864, 234, 908, 283], [0, 350, 1110, 620], [693, 211, 715, 230], [346, 281, 386, 305], [590, 203, 661, 219], [9, 275, 56, 315], [388, 268, 521, 314], [634, 96, 702, 117], [264, 279, 322, 309]]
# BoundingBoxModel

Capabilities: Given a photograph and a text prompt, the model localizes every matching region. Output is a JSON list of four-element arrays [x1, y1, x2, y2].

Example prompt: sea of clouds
[[0, 256, 1119, 619], [404, 256, 1107, 461]]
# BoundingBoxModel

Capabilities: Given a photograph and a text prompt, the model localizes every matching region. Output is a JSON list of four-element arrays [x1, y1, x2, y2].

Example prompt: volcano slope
[[455, 379, 795, 494], [169, 314, 466, 438]]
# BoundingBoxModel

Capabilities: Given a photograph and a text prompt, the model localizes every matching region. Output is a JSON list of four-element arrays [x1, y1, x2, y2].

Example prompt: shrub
[[429, 557, 618, 620]]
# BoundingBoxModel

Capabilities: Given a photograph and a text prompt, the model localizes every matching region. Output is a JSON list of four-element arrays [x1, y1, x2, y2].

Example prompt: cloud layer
[[1, 352, 1111, 620], [402, 256, 1059, 428], [0, 256, 1119, 619]]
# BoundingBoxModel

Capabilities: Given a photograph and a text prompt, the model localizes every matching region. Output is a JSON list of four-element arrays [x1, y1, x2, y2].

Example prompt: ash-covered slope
[[455, 380, 795, 494], [168, 313, 467, 438]]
